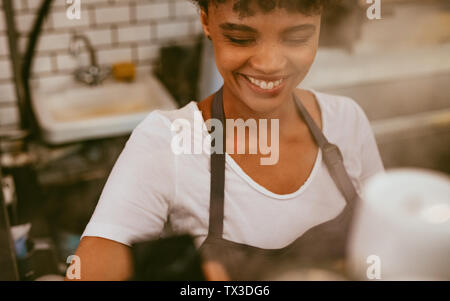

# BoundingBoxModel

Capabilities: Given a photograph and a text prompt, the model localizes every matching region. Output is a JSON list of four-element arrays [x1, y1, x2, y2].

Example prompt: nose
[[248, 42, 287, 75]]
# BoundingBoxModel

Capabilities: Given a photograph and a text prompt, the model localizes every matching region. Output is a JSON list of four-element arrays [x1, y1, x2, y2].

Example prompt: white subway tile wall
[[0, 12, 5, 31], [32, 55, 54, 74], [84, 28, 114, 47], [51, 8, 90, 29], [136, 3, 170, 21], [95, 6, 131, 24], [174, 0, 198, 18], [137, 44, 159, 62], [0, 0, 203, 129], [97, 47, 133, 65], [0, 59, 11, 80], [0, 83, 15, 104], [0, 106, 19, 127], [0, 36, 8, 56], [117, 24, 152, 44]]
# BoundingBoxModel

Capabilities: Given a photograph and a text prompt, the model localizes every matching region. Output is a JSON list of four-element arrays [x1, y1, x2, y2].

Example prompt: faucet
[[69, 33, 110, 86]]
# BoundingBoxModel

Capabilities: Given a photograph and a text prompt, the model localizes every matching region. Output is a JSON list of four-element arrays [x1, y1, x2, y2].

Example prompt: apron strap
[[292, 92, 359, 207], [207, 87, 359, 239], [208, 88, 226, 238]]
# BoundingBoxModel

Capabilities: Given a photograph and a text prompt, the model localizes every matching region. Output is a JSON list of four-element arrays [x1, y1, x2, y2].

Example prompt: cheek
[[290, 46, 318, 77], [214, 44, 248, 73], [290, 31, 320, 73]]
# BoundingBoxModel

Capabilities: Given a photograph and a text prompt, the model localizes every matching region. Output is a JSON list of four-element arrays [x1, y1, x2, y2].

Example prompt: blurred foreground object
[[132, 234, 207, 281], [347, 168, 450, 280], [268, 268, 347, 281]]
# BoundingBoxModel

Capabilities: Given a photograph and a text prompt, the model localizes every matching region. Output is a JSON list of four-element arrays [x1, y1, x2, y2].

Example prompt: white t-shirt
[[81, 89, 385, 249]]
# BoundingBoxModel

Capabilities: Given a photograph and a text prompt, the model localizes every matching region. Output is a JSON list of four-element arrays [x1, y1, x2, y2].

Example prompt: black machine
[[131, 234, 206, 281]]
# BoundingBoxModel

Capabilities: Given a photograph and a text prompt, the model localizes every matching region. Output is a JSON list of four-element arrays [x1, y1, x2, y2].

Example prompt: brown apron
[[199, 87, 359, 280]]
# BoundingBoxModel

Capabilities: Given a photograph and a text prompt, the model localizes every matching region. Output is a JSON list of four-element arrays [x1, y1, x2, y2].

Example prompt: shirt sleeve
[[354, 102, 386, 188], [81, 112, 176, 246]]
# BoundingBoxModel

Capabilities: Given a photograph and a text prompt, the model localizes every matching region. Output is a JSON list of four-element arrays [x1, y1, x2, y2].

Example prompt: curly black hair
[[190, 0, 338, 17]]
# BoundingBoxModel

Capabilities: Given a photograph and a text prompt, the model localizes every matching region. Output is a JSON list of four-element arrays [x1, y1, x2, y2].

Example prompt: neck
[[221, 85, 304, 138]]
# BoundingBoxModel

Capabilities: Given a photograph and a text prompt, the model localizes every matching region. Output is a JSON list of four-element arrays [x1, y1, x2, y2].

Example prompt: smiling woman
[[194, 0, 324, 115], [72, 0, 385, 281]]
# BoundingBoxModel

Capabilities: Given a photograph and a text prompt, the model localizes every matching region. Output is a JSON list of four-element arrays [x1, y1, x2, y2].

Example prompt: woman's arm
[[65, 236, 133, 281], [68, 113, 175, 280]]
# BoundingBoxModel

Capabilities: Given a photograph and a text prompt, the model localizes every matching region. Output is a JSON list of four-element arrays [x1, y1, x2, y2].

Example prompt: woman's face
[[201, 1, 322, 113]]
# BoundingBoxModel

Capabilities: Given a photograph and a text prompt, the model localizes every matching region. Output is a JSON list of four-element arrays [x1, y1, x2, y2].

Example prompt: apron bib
[[199, 87, 360, 280]]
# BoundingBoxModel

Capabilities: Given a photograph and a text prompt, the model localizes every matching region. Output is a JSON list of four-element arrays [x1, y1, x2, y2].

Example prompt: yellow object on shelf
[[112, 62, 136, 82]]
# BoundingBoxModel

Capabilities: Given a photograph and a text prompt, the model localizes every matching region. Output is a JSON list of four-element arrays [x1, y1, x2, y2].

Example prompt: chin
[[242, 93, 288, 114]]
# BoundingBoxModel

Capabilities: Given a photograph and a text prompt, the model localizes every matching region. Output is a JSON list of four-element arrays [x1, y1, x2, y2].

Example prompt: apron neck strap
[[208, 87, 226, 238], [292, 92, 359, 205]]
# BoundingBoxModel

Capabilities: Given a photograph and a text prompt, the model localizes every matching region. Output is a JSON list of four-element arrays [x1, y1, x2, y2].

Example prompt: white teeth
[[246, 75, 283, 90]]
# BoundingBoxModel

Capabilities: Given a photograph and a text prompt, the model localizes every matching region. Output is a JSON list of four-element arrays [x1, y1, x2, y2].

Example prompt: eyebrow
[[219, 23, 257, 33], [219, 22, 316, 34], [282, 24, 316, 34]]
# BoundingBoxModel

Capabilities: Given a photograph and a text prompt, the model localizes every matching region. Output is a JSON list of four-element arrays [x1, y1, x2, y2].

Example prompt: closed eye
[[224, 35, 255, 45], [285, 38, 310, 45]]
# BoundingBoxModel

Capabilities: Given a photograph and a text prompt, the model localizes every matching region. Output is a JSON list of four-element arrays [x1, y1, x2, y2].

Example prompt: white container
[[347, 168, 450, 280]]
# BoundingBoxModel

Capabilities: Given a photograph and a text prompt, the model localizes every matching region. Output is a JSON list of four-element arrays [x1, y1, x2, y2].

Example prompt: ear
[[200, 9, 211, 39]]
